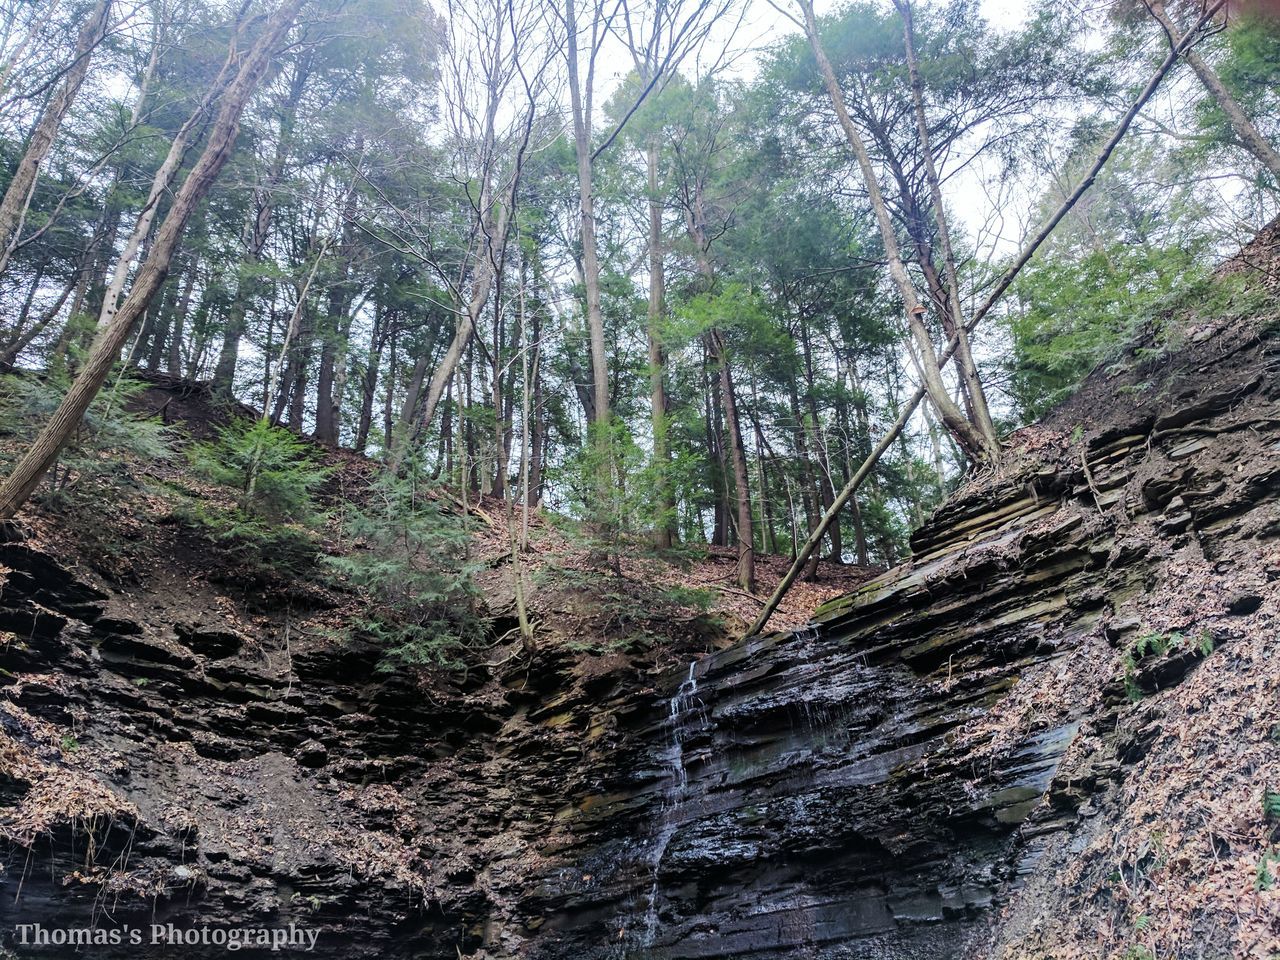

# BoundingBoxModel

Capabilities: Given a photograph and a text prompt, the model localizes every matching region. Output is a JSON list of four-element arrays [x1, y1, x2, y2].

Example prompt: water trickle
[[641, 660, 700, 946]]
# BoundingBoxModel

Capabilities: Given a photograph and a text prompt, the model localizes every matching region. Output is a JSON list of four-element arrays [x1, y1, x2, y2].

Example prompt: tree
[[0, 0, 112, 278], [795, 0, 998, 465], [0, 0, 308, 520], [1144, 0, 1280, 182]]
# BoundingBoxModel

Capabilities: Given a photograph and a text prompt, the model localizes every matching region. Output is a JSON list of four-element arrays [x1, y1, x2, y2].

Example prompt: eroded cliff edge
[[1, 224, 1278, 959]]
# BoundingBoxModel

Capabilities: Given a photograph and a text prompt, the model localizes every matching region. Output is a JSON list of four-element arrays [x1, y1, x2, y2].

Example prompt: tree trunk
[[398, 129, 526, 464], [0, 0, 112, 278], [563, 0, 610, 437], [1149, 0, 1280, 182], [895, 0, 999, 456], [211, 59, 309, 397], [97, 36, 238, 330], [0, 0, 306, 520], [528, 299, 544, 506], [314, 177, 360, 445], [688, 204, 754, 590], [167, 255, 198, 376], [646, 140, 674, 548], [143, 262, 184, 370], [0, 268, 75, 367], [798, 0, 992, 465], [799, 315, 840, 562], [381, 321, 397, 452], [356, 301, 388, 453], [709, 328, 755, 592], [2, 262, 45, 346], [706, 338, 728, 548]]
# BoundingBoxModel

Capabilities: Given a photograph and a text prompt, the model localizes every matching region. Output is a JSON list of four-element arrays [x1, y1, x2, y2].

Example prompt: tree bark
[[0, 0, 307, 519]]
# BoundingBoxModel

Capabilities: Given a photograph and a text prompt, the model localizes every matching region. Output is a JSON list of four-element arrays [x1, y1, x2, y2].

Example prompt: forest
[[0, 0, 1278, 957]]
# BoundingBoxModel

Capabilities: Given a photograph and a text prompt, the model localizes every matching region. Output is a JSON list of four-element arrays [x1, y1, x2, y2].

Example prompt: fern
[[1256, 849, 1279, 892], [1263, 790, 1280, 822]]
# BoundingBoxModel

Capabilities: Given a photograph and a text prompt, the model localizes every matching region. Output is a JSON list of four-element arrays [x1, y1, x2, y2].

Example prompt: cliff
[[1, 223, 1278, 958]]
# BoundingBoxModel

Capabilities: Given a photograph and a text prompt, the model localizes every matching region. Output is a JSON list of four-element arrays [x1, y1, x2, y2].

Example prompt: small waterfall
[[641, 660, 700, 946]]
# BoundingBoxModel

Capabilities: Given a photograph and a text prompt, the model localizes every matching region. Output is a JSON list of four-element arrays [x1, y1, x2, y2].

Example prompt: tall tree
[[0, 0, 112, 277], [0, 0, 308, 519], [1145, 0, 1280, 180], [795, 0, 998, 465]]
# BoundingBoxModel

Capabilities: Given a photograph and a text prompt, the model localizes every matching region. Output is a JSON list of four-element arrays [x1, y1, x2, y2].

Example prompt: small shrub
[[326, 458, 482, 670], [183, 417, 327, 574]]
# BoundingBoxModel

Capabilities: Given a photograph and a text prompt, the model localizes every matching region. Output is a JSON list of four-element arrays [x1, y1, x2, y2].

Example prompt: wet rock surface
[[1, 231, 1278, 958]]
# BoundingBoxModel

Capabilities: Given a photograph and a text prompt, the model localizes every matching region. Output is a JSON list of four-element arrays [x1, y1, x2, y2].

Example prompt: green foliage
[[1006, 244, 1207, 421], [1123, 630, 1182, 701], [1264, 790, 1280, 822], [1257, 848, 1280, 892], [60, 734, 79, 753], [1133, 630, 1180, 659], [183, 418, 327, 574], [0, 372, 172, 511], [1121, 628, 1219, 700], [326, 458, 482, 671], [557, 417, 672, 567], [1187, 17, 1280, 186]]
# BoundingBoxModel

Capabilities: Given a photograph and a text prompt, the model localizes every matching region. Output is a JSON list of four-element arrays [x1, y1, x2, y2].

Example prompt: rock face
[[1, 229, 1278, 958]]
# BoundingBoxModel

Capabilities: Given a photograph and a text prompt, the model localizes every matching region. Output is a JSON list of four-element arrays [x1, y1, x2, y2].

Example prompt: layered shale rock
[[1, 225, 1278, 958]]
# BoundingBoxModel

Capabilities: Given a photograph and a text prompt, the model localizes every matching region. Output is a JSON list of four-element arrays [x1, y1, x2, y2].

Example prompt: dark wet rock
[[175, 622, 246, 658]]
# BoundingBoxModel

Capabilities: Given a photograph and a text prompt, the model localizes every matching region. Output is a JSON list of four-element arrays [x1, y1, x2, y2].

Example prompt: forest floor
[[8, 383, 876, 677]]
